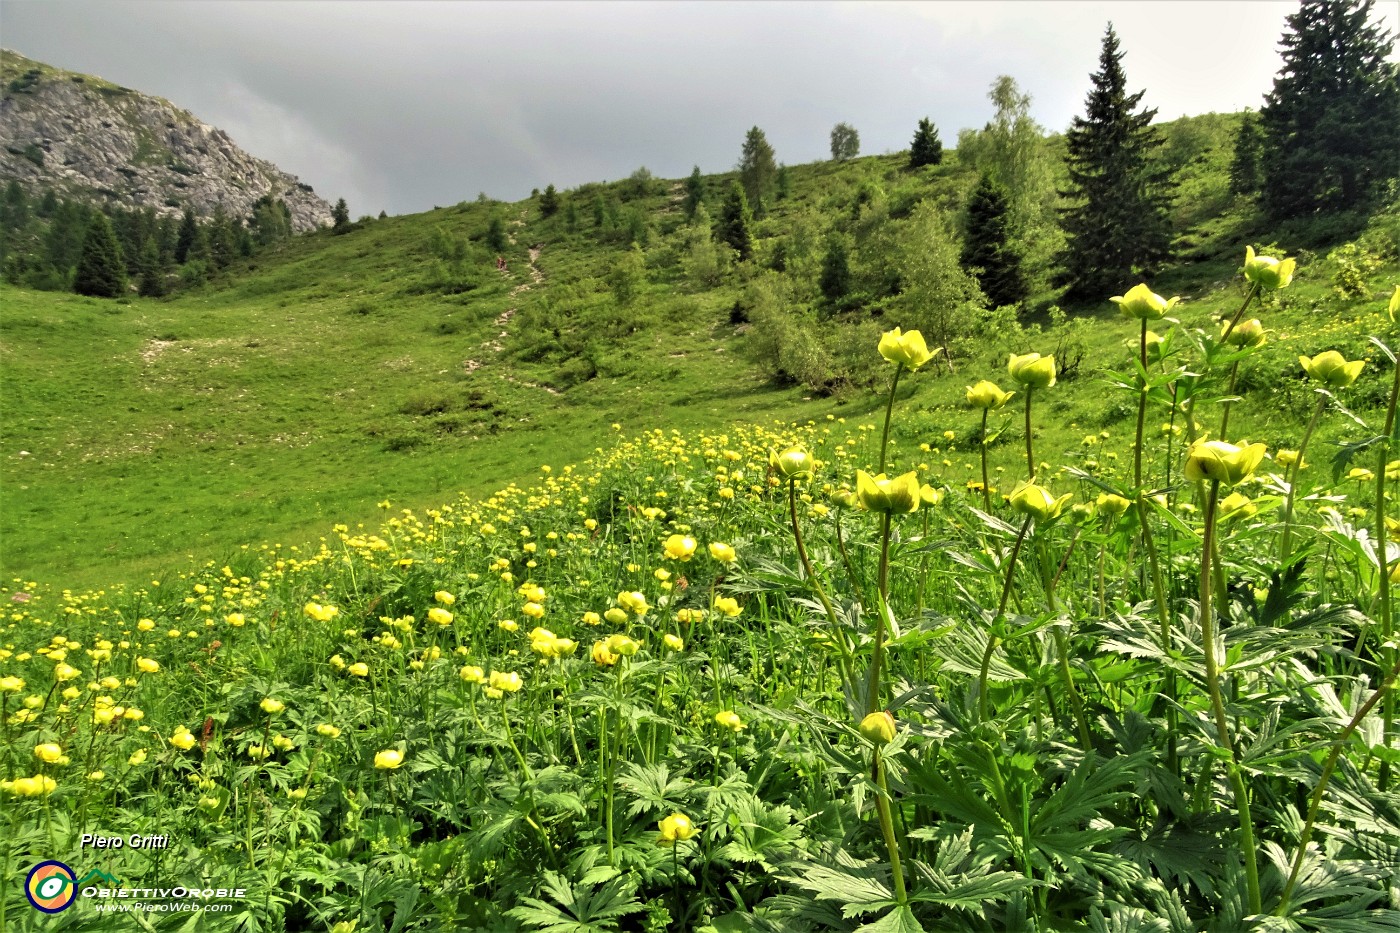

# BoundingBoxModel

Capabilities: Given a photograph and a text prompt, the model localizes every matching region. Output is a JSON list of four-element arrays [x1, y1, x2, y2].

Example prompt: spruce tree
[[683, 166, 704, 219], [539, 184, 560, 217], [908, 118, 943, 168], [73, 212, 126, 298], [1058, 24, 1175, 298], [332, 198, 350, 228], [819, 233, 851, 303], [716, 181, 753, 263], [1259, 0, 1400, 218], [738, 127, 776, 217], [174, 208, 197, 263], [1229, 110, 1264, 197], [137, 237, 168, 298], [962, 175, 1027, 309]]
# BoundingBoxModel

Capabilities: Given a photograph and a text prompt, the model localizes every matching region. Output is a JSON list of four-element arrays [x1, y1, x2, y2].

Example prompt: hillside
[[2, 112, 1398, 590], [0, 50, 332, 231]]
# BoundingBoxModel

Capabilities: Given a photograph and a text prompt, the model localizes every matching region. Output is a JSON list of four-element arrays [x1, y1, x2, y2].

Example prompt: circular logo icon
[[26, 860, 77, 913]]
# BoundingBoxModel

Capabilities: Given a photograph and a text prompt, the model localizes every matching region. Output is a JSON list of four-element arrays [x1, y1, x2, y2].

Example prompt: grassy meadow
[[2, 128, 1400, 930]]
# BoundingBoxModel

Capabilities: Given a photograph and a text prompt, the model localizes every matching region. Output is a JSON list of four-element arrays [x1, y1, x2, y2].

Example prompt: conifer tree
[[716, 181, 753, 263], [738, 127, 777, 217], [1228, 110, 1264, 197], [332, 198, 350, 228], [137, 237, 169, 298], [683, 166, 704, 219], [539, 184, 560, 218], [962, 175, 1027, 309], [819, 233, 851, 302], [174, 207, 198, 264], [908, 117, 943, 168], [830, 122, 860, 161], [1259, 0, 1400, 218], [73, 212, 126, 298], [775, 164, 791, 201], [1058, 24, 1175, 298]]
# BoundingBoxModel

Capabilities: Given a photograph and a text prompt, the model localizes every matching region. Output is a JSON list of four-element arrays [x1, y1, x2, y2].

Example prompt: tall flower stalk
[[1008, 353, 1056, 480], [967, 380, 1014, 512]]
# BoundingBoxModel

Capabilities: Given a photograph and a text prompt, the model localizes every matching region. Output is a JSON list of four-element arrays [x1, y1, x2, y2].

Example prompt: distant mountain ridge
[[0, 50, 332, 232]]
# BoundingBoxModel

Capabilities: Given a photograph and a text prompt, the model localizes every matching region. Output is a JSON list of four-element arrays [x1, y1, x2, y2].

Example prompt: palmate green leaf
[[617, 761, 689, 819], [506, 869, 645, 932], [854, 905, 927, 933], [1086, 903, 1173, 933], [717, 794, 806, 869], [780, 848, 897, 918], [906, 829, 1032, 912], [1263, 840, 1391, 917]]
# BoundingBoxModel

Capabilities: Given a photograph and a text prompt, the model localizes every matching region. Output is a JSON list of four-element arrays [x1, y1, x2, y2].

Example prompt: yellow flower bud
[[591, 640, 619, 666], [1111, 283, 1178, 321], [487, 670, 523, 693], [657, 812, 697, 843], [878, 326, 936, 370], [663, 534, 697, 561], [374, 749, 404, 770], [855, 470, 921, 513], [1096, 493, 1131, 516], [1224, 318, 1266, 348], [1299, 351, 1364, 389], [434, 590, 456, 606], [1008, 352, 1056, 389], [34, 743, 63, 763], [859, 710, 896, 745], [1219, 492, 1258, 521], [428, 607, 454, 625], [714, 710, 744, 731], [966, 380, 1014, 410], [1243, 245, 1296, 290], [770, 447, 814, 481], [260, 697, 285, 715], [1184, 440, 1267, 486], [708, 542, 736, 563]]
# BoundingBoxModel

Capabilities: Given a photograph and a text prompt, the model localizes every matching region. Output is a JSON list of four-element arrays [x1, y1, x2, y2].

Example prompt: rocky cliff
[[0, 50, 333, 232]]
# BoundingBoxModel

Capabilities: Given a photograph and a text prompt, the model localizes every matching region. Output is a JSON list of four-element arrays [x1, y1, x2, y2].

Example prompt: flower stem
[[978, 516, 1032, 722], [878, 366, 903, 475], [1376, 358, 1399, 788], [979, 409, 993, 511], [1279, 394, 1327, 566], [1200, 479, 1261, 915], [1024, 386, 1036, 480], [866, 512, 894, 716], [1136, 497, 1178, 777], [790, 480, 852, 690], [1134, 319, 1148, 491], [871, 749, 908, 905]]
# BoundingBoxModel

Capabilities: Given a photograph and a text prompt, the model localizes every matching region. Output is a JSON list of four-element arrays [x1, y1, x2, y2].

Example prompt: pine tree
[[1259, 0, 1400, 218], [683, 166, 704, 220], [775, 164, 790, 201], [908, 118, 943, 168], [830, 122, 860, 161], [716, 181, 753, 263], [738, 127, 777, 217], [332, 198, 350, 228], [73, 212, 126, 298], [962, 175, 1028, 309], [137, 237, 169, 298], [1058, 24, 1175, 298], [1228, 110, 1264, 197], [174, 208, 197, 263], [539, 184, 560, 218]]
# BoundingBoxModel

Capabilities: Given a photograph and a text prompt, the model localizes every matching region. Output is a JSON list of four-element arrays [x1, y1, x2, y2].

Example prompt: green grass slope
[[2, 116, 1397, 590]]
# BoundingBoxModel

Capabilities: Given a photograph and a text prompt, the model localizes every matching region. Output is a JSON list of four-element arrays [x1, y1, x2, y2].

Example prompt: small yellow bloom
[[0, 676, 25, 692], [428, 607, 454, 625], [605, 634, 640, 656], [1111, 283, 1178, 321], [618, 591, 649, 617], [603, 607, 628, 625], [1243, 245, 1296, 290], [168, 728, 196, 751], [859, 710, 896, 745], [1219, 492, 1258, 521], [1224, 318, 1266, 348], [304, 602, 340, 623], [128, 749, 148, 766], [348, 662, 370, 677], [663, 534, 697, 561], [657, 812, 698, 844], [54, 663, 80, 681], [487, 670, 523, 693], [769, 447, 813, 481], [1007, 481, 1073, 523], [434, 590, 456, 606], [714, 710, 744, 731], [591, 640, 620, 666], [1389, 285, 1399, 325], [316, 723, 342, 738], [459, 665, 486, 684], [522, 601, 545, 619], [582, 611, 602, 625], [225, 612, 246, 627], [878, 326, 936, 371], [708, 542, 736, 563], [374, 749, 404, 770], [663, 633, 684, 651], [1096, 493, 1131, 516], [1184, 440, 1267, 486], [855, 470, 921, 514], [34, 743, 63, 763], [260, 697, 285, 715], [1008, 352, 1056, 390], [712, 596, 742, 618], [1275, 450, 1306, 469], [1299, 351, 1364, 389], [966, 379, 1015, 410]]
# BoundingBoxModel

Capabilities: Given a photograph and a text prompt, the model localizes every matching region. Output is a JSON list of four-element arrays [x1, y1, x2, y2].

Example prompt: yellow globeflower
[[582, 611, 602, 626], [591, 640, 620, 666], [54, 663, 80, 681], [522, 602, 545, 619], [1008, 353, 1056, 389], [1220, 492, 1258, 521], [965, 380, 1014, 410], [712, 596, 742, 618], [855, 470, 921, 514], [487, 670, 523, 693], [603, 607, 628, 625], [1243, 245, 1296, 290], [918, 484, 944, 509], [170, 728, 197, 751], [304, 602, 339, 622], [128, 749, 148, 766], [260, 697, 285, 715], [1007, 481, 1073, 523], [663, 633, 684, 651], [1389, 285, 1399, 325], [1096, 493, 1131, 516], [605, 634, 640, 657], [459, 665, 486, 684], [225, 612, 246, 627], [434, 590, 456, 606], [1111, 283, 1178, 321], [663, 534, 697, 561], [1275, 450, 1306, 469], [657, 812, 698, 845], [316, 724, 342, 738], [877, 326, 936, 371], [1223, 318, 1266, 348], [1184, 440, 1267, 487], [769, 447, 813, 481], [34, 743, 64, 764], [347, 662, 370, 678], [428, 607, 454, 625], [714, 710, 744, 731], [1145, 330, 1166, 361], [0, 676, 25, 692], [618, 591, 649, 617], [374, 749, 404, 770], [859, 710, 896, 745], [1299, 351, 1364, 389], [708, 542, 737, 563]]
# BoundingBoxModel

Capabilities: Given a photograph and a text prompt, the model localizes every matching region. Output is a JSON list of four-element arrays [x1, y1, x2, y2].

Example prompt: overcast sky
[[4, 1, 1397, 217]]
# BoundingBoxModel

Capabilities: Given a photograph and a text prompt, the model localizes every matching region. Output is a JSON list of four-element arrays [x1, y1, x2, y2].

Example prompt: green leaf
[[854, 905, 926, 933]]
